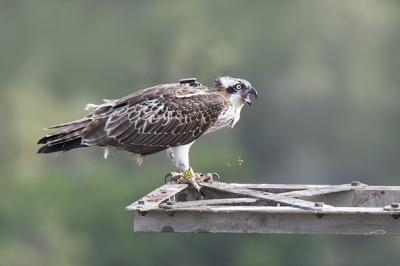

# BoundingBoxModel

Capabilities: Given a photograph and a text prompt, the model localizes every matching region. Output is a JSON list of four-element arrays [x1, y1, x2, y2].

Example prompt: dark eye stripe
[[227, 84, 243, 94]]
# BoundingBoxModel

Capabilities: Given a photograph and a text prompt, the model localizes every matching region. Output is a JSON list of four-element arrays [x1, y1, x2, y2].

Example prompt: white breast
[[207, 94, 244, 133]]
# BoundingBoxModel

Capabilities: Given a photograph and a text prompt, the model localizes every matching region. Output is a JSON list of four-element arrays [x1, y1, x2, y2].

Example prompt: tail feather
[[47, 132, 83, 146], [46, 117, 91, 130], [38, 119, 92, 154], [37, 138, 88, 154], [38, 126, 86, 144]]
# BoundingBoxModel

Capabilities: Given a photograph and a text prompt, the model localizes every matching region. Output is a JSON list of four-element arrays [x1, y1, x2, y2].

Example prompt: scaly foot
[[164, 168, 220, 194], [194, 172, 220, 183]]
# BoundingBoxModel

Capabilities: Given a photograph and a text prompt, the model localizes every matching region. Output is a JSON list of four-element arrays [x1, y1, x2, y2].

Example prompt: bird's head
[[215, 76, 258, 106]]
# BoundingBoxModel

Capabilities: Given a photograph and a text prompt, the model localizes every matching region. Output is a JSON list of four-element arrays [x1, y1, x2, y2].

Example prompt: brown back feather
[[38, 82, 227, 155]]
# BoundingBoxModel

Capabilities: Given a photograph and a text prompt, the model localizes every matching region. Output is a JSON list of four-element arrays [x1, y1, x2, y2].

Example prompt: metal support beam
[[127, 181, 400, 235]]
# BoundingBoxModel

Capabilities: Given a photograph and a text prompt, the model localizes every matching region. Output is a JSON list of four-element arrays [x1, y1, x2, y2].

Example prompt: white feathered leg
[[165, 142, 217, 192], [165, 142, 200, 189], [169, 142, 193, 171]]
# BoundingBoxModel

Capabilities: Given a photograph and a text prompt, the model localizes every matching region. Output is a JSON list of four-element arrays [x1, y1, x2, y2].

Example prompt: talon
[[199, 187, 206, 197], [212, 172, 220, 179], [164, 168, 196, 185], [164, 173, 172, 183], [189, 179, 204, 197], [164, 168, 216, 192], [188, 177, 202, 192], [193, 172, 216, 183], [164, 172, 181, 184]]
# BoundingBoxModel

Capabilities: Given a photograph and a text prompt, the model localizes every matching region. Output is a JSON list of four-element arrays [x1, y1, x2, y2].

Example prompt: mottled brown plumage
[[38, 80, 225, 155], [37, 76, 257, 178]]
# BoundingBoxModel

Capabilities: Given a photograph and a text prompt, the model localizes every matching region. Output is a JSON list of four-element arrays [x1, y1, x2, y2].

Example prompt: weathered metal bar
[[127, 182, 400, 235], [149, 205, 400, 215], [126, 183, 188, 212], [279, 184, 360, 197], [208, 183, 400, 193], [132, 208, 400, 235], [202, 182, 328, 210], [159, 198, 258, 209]]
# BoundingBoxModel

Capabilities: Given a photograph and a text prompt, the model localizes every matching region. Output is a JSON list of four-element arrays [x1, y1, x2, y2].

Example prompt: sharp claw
[[193, 181, 205, 197], [212, 172, 220, 179], [165, 172, 181, 183], [164, 173, 172, 183], [199, 187, 206, 197], [188, 178, 202, 193]]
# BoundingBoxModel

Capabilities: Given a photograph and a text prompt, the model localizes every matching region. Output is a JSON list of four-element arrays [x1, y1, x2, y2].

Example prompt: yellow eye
[[235, 84, 242, 90]]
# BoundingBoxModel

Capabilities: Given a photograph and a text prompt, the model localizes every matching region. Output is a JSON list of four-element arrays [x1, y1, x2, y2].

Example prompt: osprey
[[37, 76, 257, 189]]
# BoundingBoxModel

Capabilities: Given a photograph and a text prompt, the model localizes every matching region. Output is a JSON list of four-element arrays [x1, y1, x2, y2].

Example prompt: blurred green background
[[1, 0, 400, 265]]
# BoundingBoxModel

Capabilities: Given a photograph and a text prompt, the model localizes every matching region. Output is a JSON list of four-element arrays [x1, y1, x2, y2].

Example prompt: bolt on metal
[[314, 202, 324, 207]]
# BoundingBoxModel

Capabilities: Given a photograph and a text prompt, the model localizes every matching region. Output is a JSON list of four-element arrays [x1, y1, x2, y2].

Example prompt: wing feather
[[38, 82, 227, 155], [103, 90, 225, 155]]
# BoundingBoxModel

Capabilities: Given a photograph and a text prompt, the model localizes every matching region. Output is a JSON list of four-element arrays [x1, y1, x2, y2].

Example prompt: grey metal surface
[[127, 181, 400, 234]]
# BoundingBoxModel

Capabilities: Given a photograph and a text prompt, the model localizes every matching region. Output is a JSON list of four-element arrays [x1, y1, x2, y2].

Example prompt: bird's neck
[[227, 94, 245, 127]]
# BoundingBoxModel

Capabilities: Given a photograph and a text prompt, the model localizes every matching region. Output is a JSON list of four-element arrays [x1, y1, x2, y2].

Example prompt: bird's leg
[[183, 167, 201, 192], [165, 143, 218, 194], [165, 167, 201, 191]]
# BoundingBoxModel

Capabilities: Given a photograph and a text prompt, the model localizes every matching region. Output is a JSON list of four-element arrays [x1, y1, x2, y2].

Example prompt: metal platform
[[126, 181, 400, 235]]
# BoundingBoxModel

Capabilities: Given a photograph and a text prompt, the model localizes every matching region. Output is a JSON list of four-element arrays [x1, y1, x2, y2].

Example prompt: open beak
[[241, 87, 258, 106]]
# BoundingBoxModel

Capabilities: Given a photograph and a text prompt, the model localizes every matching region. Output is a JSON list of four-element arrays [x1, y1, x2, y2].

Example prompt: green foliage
[[1, 0, 400, 265]]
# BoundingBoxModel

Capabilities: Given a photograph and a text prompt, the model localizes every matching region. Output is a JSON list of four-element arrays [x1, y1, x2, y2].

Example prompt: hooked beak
[[241, 87, 258, 106]]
